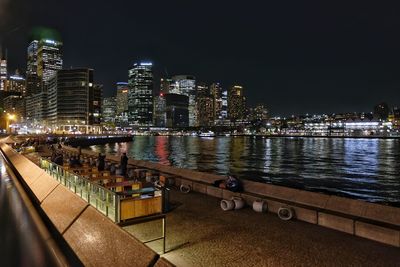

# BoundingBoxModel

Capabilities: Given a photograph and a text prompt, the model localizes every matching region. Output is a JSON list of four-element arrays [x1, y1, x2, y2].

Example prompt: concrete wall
[[60, 145, 400, 248], [0, 144, 174, 267]]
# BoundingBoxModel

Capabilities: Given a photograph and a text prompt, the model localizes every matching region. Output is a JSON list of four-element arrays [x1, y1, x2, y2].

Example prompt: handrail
[[39, 158, 121, 223]]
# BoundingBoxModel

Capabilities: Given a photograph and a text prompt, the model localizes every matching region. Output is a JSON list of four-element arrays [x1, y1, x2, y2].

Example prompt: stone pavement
[[124, 190, 400, 267]]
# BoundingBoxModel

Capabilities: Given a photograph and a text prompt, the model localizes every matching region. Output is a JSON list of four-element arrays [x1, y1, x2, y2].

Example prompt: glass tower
[[128, 62, 154, 126]]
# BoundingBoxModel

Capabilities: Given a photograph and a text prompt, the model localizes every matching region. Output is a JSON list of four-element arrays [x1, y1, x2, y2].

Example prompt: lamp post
[[6, 113, 15, 134]]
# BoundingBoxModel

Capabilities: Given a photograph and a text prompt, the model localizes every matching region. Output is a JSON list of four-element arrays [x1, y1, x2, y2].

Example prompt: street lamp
[[6, 113, 16, 134]]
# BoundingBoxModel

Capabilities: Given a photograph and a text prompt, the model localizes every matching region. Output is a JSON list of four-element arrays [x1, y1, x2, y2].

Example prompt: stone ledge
[[41, 185, 89, 234], [206, 186, 223, 198], [63, 206, 159, 267], [355, 221, 400, 247], [325, 196, 367, 217], [318, 212, 354, 234]]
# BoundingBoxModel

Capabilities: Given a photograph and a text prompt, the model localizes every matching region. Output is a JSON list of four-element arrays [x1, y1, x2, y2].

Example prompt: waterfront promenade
[[127, 189, 400, 267], [4, 141, 400, 266]]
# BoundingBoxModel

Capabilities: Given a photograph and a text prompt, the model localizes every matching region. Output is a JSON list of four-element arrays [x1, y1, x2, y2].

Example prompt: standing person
[[97, 153, 105, 171], [120, 153, 128, 176]]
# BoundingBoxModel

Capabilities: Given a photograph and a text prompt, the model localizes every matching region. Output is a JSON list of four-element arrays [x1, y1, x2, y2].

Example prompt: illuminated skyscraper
[[116, 82, 129, 114], [228, 85, 246, 122], [7, 71, 26, 95], [47, 69, 101, 130], [128, 62, 154, 126], [160, 78, 174, 94], [171, 75, 197, 126], [196, 82, 214, 127], [37, 39, 63, 84], [0, 46, 6, 91], [26, 40, 41, 96]]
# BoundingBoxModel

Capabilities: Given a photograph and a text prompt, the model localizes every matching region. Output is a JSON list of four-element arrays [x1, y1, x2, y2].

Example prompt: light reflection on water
[[90, 136, 400, 205]]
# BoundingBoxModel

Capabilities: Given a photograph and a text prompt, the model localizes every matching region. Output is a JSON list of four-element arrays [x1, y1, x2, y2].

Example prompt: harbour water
[[89, 136, 400, 205]]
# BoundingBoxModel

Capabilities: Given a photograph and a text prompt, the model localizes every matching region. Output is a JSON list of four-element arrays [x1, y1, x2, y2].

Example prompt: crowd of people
[[49, 145, 131, 178]]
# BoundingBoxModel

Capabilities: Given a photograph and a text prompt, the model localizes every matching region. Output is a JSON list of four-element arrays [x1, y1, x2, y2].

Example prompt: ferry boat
[[198, 131, 216, 137]]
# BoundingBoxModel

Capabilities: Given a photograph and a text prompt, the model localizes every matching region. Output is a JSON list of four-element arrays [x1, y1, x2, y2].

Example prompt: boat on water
[[198, 131, 216, 137]]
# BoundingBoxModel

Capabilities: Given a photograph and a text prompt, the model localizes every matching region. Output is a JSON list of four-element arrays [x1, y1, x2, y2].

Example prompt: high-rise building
[[26, 40, 41, 96], [228, 85, 246, 122], [37, 39, 63, 84], [47, 69, 102, 132], [249, 104, 269, 126], [196, 82, 213, 127], [7, 71, 26, 95], [373, 102, 390, 120], [196, 82, 209, 97], [160, 78, 174, 94], [25, 91, 48, 126], [27, 40, 38, 76], [209, 82, 228, 125], [197, 95, 214, 127], [0, 54, 6, 91], [153, 94, 166, 127], [3, 95, 25, 122], [172, 75, 197, 126], [116, 82, 129, 114], [128, 62, 154, 127], [165, 94, 189, 128], [102, 97, 117, 124]]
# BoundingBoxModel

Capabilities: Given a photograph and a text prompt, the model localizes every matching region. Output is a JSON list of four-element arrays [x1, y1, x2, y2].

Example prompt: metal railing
[[40, 159, 120, 223]]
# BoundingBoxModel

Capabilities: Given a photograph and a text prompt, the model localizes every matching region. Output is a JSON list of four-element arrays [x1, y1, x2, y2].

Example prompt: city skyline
[[2, 1, 400, 116]]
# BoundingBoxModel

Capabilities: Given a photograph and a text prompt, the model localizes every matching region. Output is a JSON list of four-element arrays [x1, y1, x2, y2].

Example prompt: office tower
[[3, 95, 25, 122], [196, 82, 213, 127], [165, 94, 189, 128], [153, 94, 166, 127], [37, 39, 63, 84], [171, 75, 197, 126], [209, 82, 222, 122], [25, 91, 48, 126], [0, 47, 6, 91], [102, 97, 117, 124], [196, 82, 209, 97], [160, 78, 174, 94], [373, 102, 390, 120], [7, 71, 26, 95], [209, 83, 228, 124], [26, 40, 41, 96], [128, 62, 154, 126], [116, 82, 129, 114], [47, 69, 102, 132], [220, 89, 228, 121], [197, 95, 214, 127], [249, 104, 269, 125], [228, 85, 246, 122]]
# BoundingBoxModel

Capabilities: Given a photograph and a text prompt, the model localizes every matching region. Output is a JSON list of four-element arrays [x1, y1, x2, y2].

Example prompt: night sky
[[1, 1, 400, 116]]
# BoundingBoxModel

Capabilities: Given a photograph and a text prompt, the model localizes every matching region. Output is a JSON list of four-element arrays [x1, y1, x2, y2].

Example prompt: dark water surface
[[90, 136, 400, 205]]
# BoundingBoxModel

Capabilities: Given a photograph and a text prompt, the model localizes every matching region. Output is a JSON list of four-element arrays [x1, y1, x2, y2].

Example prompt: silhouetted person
[[120, 153, 128, 176], [97, 153, 106, 171]]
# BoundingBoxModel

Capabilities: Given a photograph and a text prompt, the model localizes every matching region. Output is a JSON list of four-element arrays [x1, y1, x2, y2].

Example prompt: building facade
[[46, 69, 101, 132], [102, 96, 117, 124], [228, 85, 246, 122], [0, 58, 6, 92], [128, 62, 154, 127], [165, 94, 189, 128], [25, 91, 48, 126], [116, 82, 129, 114], [171, 75, 197, 126], [26, 40, 41, 96], [37, 39, 63, 84], [7, 72, 26, 95], [153, 94, 166, 127]]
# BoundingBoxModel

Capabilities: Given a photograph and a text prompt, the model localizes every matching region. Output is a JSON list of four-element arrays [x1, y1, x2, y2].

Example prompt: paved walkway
[[124, 190, 400, 267]]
